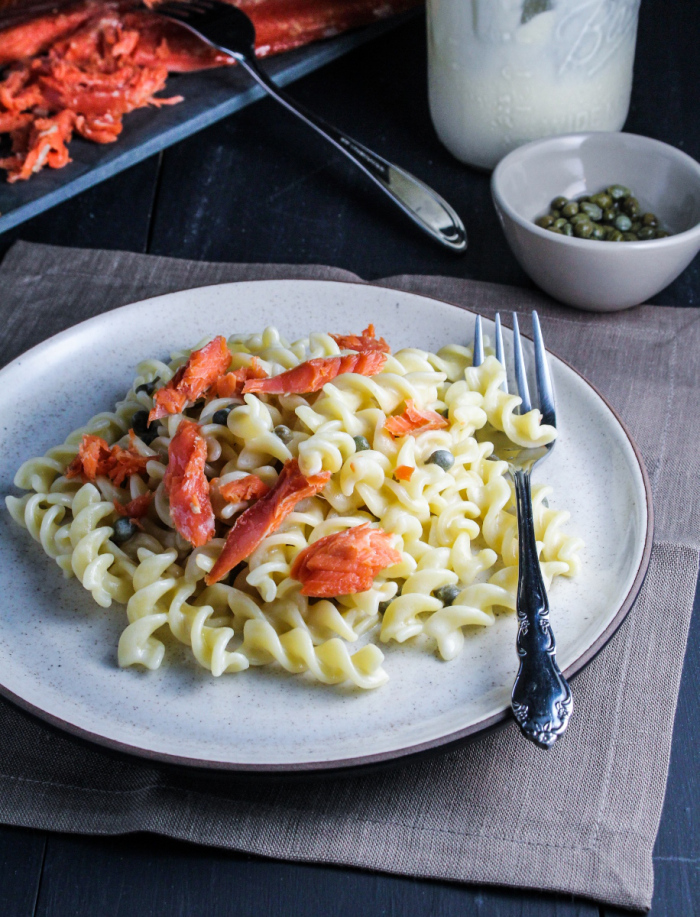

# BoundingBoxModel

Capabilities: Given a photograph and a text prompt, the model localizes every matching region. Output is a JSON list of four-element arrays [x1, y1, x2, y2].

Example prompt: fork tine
[[532, 311, 556, 426], [511, 312, 532, 413], [494, 312, 508, 393], [472, 314, 484, 367]]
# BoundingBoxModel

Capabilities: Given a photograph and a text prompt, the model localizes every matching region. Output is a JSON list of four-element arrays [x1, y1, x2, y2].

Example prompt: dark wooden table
[[1, 1, 698, 914]]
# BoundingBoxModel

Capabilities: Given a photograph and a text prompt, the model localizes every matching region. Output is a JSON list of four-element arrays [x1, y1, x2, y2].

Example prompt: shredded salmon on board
[[149, 335, 231, 423], [113, 491, 152, 521], [65, 431, 150, 485], [163, 419, 215, 547], [330, 323, 390, 354], [214, 357, 267, 399], [384, 399, 448, 437], [394, 464, 413, 481], [218, 474, 269, 503], [0, 0, 421, 181], [290, 522, 401, 596], [243, 350, 386, 395], [206, 458, 330, 585]]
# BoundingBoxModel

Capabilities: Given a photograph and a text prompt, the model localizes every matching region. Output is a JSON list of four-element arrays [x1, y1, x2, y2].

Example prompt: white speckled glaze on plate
[[0, 281, 652, 771]]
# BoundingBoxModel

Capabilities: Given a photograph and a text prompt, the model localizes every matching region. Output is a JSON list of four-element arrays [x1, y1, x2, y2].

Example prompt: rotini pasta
[[5, 323, 582, 690]]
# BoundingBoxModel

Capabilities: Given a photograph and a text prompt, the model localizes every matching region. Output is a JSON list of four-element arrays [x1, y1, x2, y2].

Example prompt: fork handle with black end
[[511, 465, 573, 748], [156, 0, 466, 252]]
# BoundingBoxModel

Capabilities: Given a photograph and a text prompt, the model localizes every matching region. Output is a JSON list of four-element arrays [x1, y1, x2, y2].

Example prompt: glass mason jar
[[427, 0, 642, 170]]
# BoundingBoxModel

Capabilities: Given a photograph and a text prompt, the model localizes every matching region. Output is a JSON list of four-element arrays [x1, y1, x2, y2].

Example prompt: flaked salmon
[[243, 350, 386, 395], [205, 458, 330, 584], [163, 418, 215, 547], [330, 323, 390, 354], [290, 522, 401, 596], [384, 400, 448, 437], [150, 335, 231, 423], [66, 431, 151, 485], [214, 356, 267, 399]]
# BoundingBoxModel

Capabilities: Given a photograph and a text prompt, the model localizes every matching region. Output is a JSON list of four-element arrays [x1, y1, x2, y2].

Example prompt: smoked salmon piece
[[218, 474, 269, 503], [330, 323, 390, 354], [0, 0, 421, 181], [214, 356, 267, 399], [290, 522, 401, 597], [394, 465, 413, 481], [113, 491, 152, 521], [384, 400, 448, 437], [149, 336, 231, 423], [164, 419, 215, 547], [66, 432, 150, 485], [205, 458, 330, 584], [243, 350, 386, 395]]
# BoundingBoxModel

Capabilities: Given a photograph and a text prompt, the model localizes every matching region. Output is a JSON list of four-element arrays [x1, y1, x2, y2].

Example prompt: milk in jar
[[427, 0, 641, 170]]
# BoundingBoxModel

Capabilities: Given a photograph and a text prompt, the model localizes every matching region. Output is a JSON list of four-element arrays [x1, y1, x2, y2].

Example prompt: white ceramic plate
[[0, 281, 652, 771]]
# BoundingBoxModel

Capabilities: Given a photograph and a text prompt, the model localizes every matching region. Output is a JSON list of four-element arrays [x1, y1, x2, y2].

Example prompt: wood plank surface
[[32, 831, 600, 917], [0, 826, 46, 917]]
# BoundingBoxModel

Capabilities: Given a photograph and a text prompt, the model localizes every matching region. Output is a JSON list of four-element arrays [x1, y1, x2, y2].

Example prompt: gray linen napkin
[[1, 241, 699, 911]]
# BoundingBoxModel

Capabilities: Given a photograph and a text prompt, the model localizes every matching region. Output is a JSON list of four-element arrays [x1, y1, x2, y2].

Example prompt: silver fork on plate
[[473, 311, 573, 748], [153, 0, 467, 252]]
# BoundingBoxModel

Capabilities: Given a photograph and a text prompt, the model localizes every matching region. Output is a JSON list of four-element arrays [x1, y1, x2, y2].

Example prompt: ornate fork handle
[[511, 467, 573, 748]]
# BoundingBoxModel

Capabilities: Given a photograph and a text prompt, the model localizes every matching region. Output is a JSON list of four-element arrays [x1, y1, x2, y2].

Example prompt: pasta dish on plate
[[6, 322, 582, 689]]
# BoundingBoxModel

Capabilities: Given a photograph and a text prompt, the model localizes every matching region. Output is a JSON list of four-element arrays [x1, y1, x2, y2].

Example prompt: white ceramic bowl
[[491, 132, 700, 311]]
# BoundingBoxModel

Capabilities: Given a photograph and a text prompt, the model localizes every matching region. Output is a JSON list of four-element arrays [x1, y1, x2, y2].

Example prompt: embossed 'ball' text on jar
[[427, 0, 642, 171]]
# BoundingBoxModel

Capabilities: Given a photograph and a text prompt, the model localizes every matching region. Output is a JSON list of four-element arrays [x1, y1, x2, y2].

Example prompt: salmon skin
[[384, 399, 448, 437], [290, 522, 401, 596], [205, 458, 330, 585], [150, 336, 231, 423], [0, 0, 421, 181], [243, 350, 386, 395], [163, 419, 216, 548]]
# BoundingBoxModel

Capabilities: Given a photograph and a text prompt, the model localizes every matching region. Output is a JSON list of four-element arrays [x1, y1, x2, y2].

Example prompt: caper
[[273, 424, 293, 444], [547, 227, 563, 234], [622, 232, 639, 242], [551, 196, 568, 210], [112, 517, 136, 544], [580, 201, 603, 221], [655, 229, 671, 238], [561, 201, 579, 218], [135, 377, 159, 396], [353, 435, 371, 452], [591, 224, 606, 241], [608, 184, 631, 201], [614, 214, 632, 232], [570, 213, 590, 225], [637, 226, 656, 240], [212, 407, 233, 426], [602, 208, 618, 224], [642, 213, 659, 227], [535, 214, 555, 228], [561, 222, 574, 236], [608, 229, 625, 242], [378, 599, 391, 614], [573, 220, 594, 238], [631, 221, 642, 233], [426, 450, 455, 471], [553, 217, 568, 229], [590, 192, 613, 210], [434, 584, 461, 606], [622, 196, 640, 217]]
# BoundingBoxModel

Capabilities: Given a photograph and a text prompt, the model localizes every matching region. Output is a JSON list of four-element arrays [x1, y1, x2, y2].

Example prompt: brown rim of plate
[[0, 280, 655, 773]]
